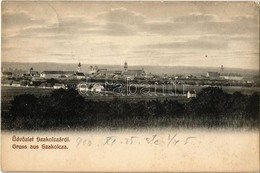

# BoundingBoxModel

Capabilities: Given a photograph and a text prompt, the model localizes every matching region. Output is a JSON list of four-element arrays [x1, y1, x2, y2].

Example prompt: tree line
[[2, 87, 259, 130]]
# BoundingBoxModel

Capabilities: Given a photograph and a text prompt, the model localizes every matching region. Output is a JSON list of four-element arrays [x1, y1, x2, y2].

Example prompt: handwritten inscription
[[76, 134, 196, 148]]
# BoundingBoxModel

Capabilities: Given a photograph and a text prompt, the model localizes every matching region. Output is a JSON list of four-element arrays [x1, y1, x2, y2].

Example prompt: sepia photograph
[[1, 1, 259, 172]]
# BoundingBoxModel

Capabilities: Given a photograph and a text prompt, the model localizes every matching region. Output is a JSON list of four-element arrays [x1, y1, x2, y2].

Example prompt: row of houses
[[2, 80, 22, 87], [1, 79, 105, 92], [94, 69, 146, 78], [39, 69, 146, 80], [2, 79, 197, 98], [3, 70, 242, 81], [38, 61, 146, 79], [206, 72, 243, 80], [40, 71, 85, 79], [1, 63, 146, 80], [46, 83, 105, 92]]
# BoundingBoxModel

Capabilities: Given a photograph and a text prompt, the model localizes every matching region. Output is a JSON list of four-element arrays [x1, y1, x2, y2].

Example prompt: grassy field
[[2, 85, 260, 113], [1, 86, 259, 130], [1, 86, 54, 112], [1, 86, 189, 112]]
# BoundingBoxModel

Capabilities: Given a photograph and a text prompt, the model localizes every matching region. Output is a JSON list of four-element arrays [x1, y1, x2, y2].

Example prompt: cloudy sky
[[2, 2, 259, 69]]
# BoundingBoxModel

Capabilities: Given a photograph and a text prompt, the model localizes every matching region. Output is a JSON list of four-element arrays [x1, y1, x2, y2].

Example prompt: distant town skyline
[[2, 2, 259, 70]]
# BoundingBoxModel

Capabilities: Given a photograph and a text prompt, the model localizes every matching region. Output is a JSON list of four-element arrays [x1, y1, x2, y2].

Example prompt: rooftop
[[124, 69, 145, 75], [75, 72, 85, 76]]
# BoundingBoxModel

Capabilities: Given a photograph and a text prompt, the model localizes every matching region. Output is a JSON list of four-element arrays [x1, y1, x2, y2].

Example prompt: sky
[[2, 2, 259, 69]]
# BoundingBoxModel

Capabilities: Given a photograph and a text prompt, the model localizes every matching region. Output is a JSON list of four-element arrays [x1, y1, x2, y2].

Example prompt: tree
[[6, 89, 86, 129], [8, 94, 39, 129], [186, 87, 230, 117], [42, 89, 85, 127], [228, 91, 248, 116], [245, 93, 259, 120]]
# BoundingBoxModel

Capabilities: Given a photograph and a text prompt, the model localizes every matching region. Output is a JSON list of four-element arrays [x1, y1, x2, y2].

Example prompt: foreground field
[[2, 85, 260, 112], [2, 87, 259, 130]]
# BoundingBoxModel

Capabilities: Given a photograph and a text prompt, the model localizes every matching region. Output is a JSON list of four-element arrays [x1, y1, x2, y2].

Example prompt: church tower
[[124, 61, 128, 72], [78, 62, 81, 72]]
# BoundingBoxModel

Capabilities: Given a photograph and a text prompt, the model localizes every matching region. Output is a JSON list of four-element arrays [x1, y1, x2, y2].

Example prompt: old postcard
[[1, 1, 260, 172]]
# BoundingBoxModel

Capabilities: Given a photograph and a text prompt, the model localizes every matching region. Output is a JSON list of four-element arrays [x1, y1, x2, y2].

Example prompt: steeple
[[124, 61, 128, 72], [78, 62, 81, 72], [221, 65, 224, 72]]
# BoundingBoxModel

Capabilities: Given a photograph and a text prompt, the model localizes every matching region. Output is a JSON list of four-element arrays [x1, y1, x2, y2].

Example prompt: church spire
[[124, 61, 128, 72], [78, 62, 81, 72]]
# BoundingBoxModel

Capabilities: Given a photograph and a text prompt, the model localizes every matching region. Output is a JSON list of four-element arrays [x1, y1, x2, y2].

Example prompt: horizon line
[[1, 61, 259, 71]]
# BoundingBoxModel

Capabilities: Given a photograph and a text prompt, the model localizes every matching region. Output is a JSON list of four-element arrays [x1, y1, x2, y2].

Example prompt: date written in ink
[[76, 134, 196, 148]]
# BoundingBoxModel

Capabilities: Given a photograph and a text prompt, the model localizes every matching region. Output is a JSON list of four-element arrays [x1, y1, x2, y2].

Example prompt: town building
[[11, 81, 21, 87], [219, 73, 243, 81], [64, 82, 79, 89], [206, 72, 220, 79], [187, 90, 196, 98], [123, 61, 146, 77], [74, 72, 85, 80], [97, 69, 108, 76], [91, 83, 105, 92], [115, 71, 122, 75], [2, 71, 13, 79], [124, 69, 146, 77], [53, 83, 66, 89], [77, 83, 105, 92], [29, 68, 40, 77], [89, 66, 98, 75], [2, 80, 12, 86], [29, 71, 40, 77], [38, 83, 47, 88], [106, 71, 116, 76], [88, 62, 145, 78]]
